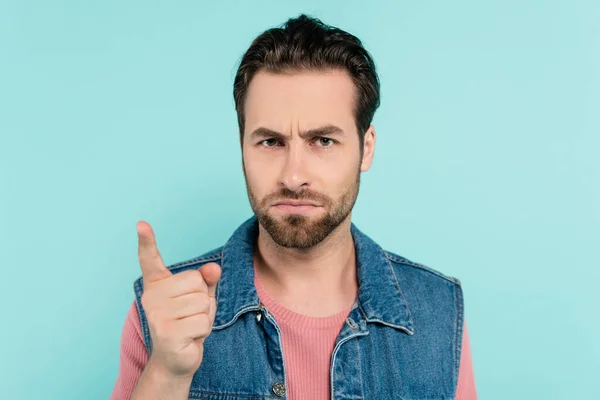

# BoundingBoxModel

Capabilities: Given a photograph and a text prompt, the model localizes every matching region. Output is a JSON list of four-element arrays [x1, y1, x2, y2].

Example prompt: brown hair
[[233, 14, 381, 151]]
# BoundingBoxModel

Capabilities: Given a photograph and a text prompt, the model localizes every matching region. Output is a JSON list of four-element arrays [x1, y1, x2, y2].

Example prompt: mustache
[[262, 188, 331, 205]]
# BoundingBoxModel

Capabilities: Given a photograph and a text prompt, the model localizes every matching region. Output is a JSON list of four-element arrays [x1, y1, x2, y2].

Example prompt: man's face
[[242, 69, 375, 249]]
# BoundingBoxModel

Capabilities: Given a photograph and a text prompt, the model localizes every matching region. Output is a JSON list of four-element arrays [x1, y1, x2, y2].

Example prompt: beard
[[244, 168, 361, 249]]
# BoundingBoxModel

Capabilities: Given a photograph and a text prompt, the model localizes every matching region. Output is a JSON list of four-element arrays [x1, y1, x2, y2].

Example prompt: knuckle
[[198, 292, 210, 311], [138, 247, 159, 262], [183, 293, 208, 315], [197, 313, 211, 329], [202, 293, 211, 312], [190, 272, 206, 291], [187, 314, 212, 339], [180, 270, 204, 291]]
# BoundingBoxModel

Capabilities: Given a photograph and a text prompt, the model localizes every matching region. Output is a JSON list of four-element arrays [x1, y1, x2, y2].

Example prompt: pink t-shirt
[[111, 273, 477, 399]]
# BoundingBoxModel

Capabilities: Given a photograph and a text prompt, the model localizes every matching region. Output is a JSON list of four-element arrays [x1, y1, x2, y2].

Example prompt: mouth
[[273, 200, 319, 207], [271, 200, 322, 214]]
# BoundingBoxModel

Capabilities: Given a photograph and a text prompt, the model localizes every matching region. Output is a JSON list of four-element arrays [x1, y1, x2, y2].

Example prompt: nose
[[279, 141, 310, 192]]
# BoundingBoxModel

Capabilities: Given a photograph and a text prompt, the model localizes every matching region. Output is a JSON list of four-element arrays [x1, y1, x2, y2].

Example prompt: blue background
[[1, 1, 598, 399]]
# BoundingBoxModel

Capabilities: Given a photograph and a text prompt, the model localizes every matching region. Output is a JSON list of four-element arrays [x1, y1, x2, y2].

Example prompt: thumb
[[198, 262, 222, 298]]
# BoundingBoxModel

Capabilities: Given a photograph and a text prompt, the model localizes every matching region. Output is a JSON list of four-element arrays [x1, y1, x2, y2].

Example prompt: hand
[[136, 221, 222, 380]]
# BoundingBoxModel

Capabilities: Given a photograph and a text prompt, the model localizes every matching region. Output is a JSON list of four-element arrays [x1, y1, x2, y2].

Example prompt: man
[[111, 14, 477, 400]]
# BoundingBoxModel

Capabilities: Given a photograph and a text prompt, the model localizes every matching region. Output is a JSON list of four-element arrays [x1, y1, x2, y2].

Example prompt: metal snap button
[[346, 317, 358, 330], [272, 381, 286, 397]]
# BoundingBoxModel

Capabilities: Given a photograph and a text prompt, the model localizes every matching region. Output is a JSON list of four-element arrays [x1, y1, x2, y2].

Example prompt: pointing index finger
[[137, 221, 172, 284]]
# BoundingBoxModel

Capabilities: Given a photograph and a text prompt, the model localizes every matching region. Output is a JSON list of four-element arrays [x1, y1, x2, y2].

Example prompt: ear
[[360, 125, 376, 172]]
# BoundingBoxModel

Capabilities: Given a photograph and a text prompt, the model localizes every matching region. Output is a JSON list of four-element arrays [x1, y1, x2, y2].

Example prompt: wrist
[[146, 358, 195, 386]]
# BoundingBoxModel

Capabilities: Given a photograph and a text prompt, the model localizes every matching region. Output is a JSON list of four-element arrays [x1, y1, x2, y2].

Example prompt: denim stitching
[[453, 281, 464, 388], [364, 318, 413, 335], [385, 252, 460, 285], [217, 247, 225, 306], [167, 252, 222, 272], [356, 301, 368, 321], [355, 337, 365, 399], [188, 390, 280, 399], [384, 254, 415, 334], [212, 304, 261, 330], [262, 309, 288, 400], [330, 329, 369, 399], [133, 280, 152, 355]]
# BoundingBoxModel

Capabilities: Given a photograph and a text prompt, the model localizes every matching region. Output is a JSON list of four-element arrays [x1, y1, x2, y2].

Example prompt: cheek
[[243, 154, 278, 189], [338, 163, 361, 190]]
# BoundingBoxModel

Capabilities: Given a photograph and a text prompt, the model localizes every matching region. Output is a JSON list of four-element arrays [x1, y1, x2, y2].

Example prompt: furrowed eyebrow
[[249, 125, 345, 141]]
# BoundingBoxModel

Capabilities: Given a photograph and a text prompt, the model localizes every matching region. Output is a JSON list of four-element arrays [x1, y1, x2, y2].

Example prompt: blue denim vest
[[133, 216, 464, 399]]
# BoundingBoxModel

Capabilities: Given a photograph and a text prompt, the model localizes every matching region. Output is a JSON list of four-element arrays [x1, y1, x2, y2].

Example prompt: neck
[[253, 214, 358, 317]]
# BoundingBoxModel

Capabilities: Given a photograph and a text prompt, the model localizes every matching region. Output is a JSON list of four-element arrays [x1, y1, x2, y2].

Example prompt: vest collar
[[212, 215, 414, 334]]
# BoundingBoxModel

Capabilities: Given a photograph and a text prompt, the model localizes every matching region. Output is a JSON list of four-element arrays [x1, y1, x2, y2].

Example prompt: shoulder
[[382, 250, 465, 339], [383, 249, 462, 288]]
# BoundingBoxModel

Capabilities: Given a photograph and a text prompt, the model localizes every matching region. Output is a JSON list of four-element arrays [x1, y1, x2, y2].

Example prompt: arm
[[455, 319, 478, 400], [129, 360, 193, 400], [109, 301, 149, 400], [110, 301, 194, 400]]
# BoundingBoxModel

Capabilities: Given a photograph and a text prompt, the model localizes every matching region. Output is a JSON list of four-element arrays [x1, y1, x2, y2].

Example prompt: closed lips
[[274, 201, 319, 206]]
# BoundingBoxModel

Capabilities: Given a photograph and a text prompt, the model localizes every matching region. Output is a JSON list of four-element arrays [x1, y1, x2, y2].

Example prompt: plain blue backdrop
[[1, 1, 598, 399]]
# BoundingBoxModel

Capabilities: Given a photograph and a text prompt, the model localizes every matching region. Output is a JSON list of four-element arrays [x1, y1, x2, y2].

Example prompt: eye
[[260, 138, 280, 147], [315, 137, 335, 147]]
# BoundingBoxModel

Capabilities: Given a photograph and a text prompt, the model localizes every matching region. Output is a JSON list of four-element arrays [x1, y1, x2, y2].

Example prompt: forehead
[[244, 69, 356, 133]]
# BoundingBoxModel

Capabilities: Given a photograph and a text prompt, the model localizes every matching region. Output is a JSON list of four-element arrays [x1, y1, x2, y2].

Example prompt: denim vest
[[133, 216, 464, 399]]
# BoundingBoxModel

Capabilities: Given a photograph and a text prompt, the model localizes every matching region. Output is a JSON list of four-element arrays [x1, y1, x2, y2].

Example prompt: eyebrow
[[249, 125, 345, 141]]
